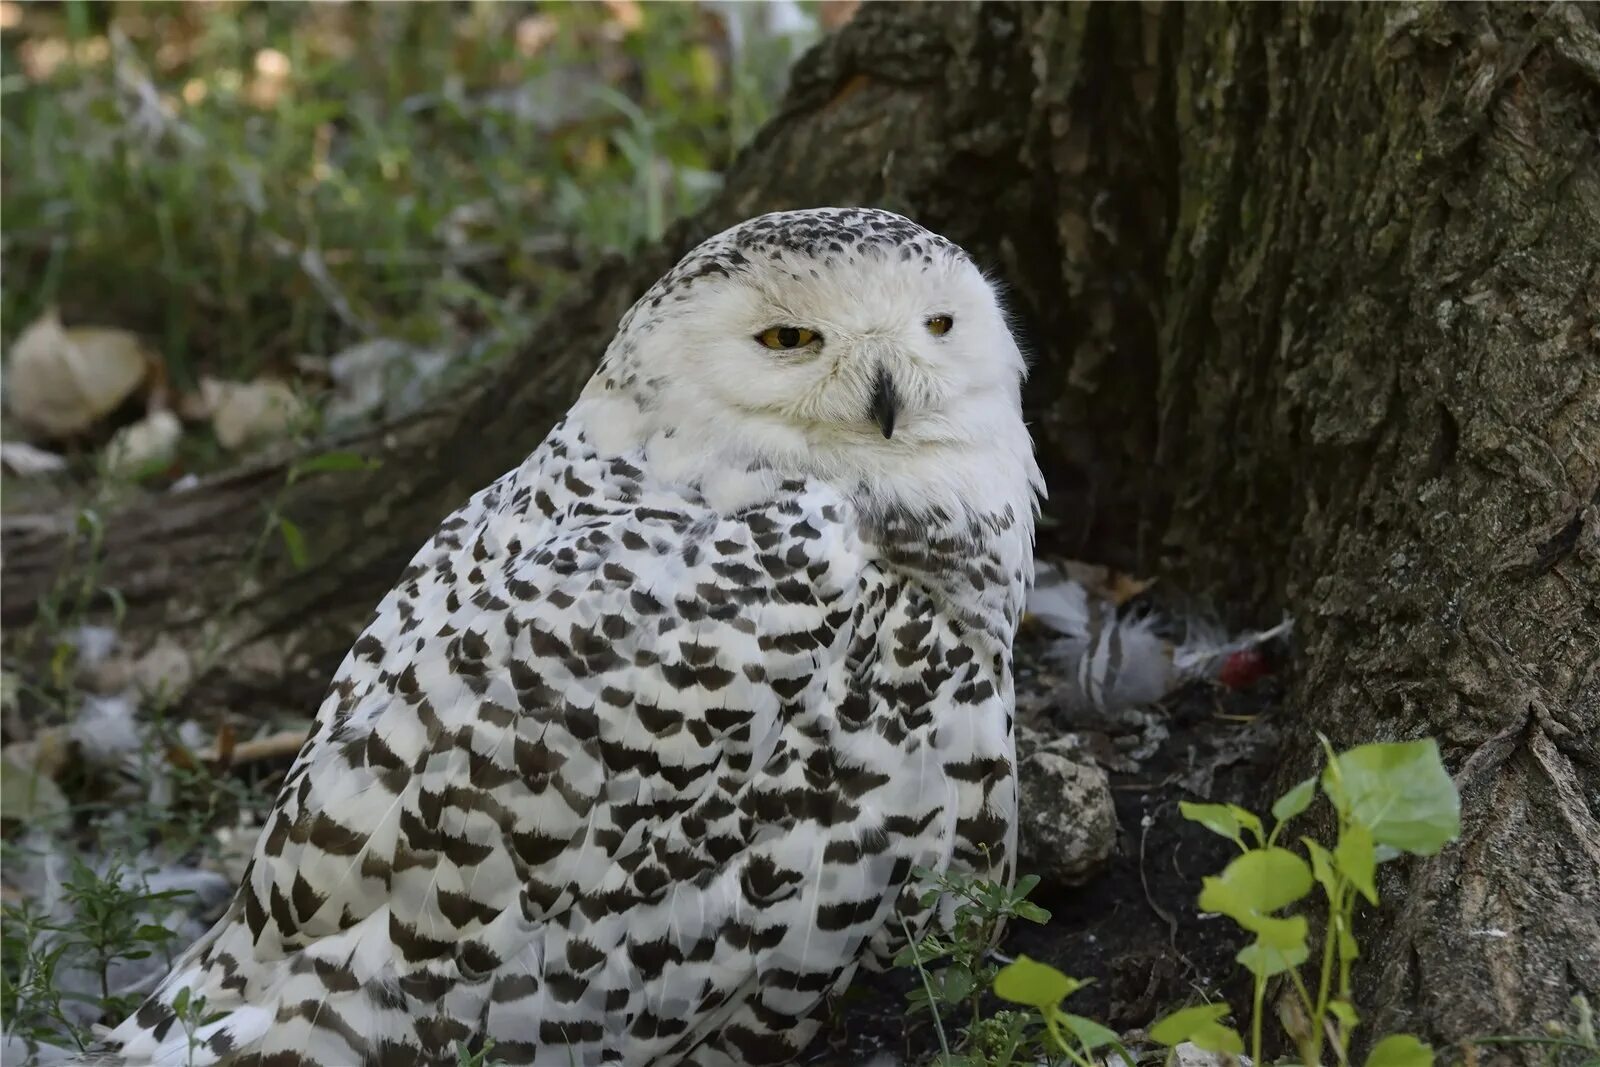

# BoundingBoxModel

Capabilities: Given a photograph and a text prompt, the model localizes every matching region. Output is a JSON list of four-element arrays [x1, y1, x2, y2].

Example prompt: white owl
[[91, 208, 1044, 1067]]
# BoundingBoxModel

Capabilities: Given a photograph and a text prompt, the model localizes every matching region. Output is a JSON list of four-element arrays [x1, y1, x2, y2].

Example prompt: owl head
[[584, 208, 1042, 526]]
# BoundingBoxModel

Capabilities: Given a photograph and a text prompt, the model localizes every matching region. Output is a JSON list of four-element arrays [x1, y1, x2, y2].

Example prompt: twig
[[1138, 809, 1180, 947], [197, 728, 307, 766]]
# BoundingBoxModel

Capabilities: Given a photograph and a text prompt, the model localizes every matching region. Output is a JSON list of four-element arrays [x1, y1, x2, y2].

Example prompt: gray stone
[[1017, 747, 1118, 886]]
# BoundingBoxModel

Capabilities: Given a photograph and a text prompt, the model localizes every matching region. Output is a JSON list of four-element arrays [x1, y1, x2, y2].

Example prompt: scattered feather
[[324, 338, 451, 423], [1, 440, 70, 476], [1027, 560, 1293, 716], [104, 409, 183, 475], [65, 624, 120, 669], [67, 693, 144, 769]]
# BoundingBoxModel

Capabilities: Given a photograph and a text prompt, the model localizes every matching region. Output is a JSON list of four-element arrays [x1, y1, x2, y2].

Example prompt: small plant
[[1162, 735, 1460, 1067], [903, 736, 1464, 1067], [1, 856, 194, 1054], [1, 897, 85, 1053], [892, 867, 1053, 1066], [59, 856, 191, 1020], [169, 984, 228, 1067], [455, 1035, 505, 1067]]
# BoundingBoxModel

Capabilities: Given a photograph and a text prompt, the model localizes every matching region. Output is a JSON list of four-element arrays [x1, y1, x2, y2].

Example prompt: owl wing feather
[[104, 428, 938, 1067]]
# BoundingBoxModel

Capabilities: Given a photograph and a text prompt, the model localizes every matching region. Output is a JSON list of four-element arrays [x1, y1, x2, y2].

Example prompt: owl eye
[[755, 326, 820, 350], [925, 314, 954, 336]]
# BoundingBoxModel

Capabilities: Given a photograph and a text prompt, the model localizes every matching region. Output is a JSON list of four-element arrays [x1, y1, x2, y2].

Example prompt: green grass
[[1, 1, 810, 392]]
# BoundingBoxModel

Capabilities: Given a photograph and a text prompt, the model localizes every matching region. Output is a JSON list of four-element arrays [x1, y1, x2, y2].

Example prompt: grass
[[1, 1, 810, 393]]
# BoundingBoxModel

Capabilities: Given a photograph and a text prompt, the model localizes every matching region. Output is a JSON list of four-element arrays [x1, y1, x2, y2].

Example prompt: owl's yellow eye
[[925, 314, 954, 336], [755, 326, 819, 350]]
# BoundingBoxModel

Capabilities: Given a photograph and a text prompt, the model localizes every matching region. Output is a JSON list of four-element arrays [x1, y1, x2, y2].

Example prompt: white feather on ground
[[1025, 560, 1292, 715]]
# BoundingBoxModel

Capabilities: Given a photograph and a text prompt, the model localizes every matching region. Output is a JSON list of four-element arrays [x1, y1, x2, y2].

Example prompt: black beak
[[870, 369, 899, 439]]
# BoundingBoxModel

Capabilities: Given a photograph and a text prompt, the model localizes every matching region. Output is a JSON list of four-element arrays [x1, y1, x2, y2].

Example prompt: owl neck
[[566, 391, 1042, 625]]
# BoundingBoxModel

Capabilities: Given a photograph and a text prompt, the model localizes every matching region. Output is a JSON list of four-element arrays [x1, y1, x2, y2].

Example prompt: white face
[[584, 209, 1040, 524], [638, 249, 1027, 454]]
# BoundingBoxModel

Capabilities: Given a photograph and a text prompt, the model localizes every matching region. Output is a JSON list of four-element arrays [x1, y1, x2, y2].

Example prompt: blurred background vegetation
[[2, 0, 843, 488]]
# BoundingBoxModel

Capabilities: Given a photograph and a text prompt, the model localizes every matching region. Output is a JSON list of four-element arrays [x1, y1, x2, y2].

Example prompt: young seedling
[[892, 867, 1053, 1065], [899, 737, 1465, 1067], [1157, 735, 1461, 1067]]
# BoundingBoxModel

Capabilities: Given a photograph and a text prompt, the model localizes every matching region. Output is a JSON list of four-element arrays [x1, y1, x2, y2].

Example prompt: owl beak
[[870, 369, 899, 439]]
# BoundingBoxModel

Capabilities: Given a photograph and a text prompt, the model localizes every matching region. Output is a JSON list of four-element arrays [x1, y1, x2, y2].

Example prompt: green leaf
[[1336, 915, 1361, 962], [1191, 1023, 1246, 1055], [992, 956, 1086, 1009], [1329, 999, 1360, 1029], [1237, 931, 1311, 977], [1057, 1012, 1121, 1052], [1272, 776, 1317, 824], [1013, 901, 1051, 924], [0, 757, 70, 824], [1324, 739, 1460, 855], [1252, 913, 1309, 950], [292, 450, 376, 477], [1303, 838, 1339, 897], [939, 964, 975, 1004], [892, 936, 951, 969], [1198, 847, 1314, 923], [1365, 1033, 1434, 1067], [1180, 801, 1264, 847], [171, 985, 191, 1016], [278, 517, 308, 569], [1336, 822, 1379, 905], [1150, 1003, 1233, 1047], [1013, 873, 1041, 897]]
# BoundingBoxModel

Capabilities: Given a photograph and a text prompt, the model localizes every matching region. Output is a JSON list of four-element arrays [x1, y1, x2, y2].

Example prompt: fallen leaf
[[0, 750, 70, 823], [5, 309, 152, 438], [1056, 558, 1155, 605], [203, 377, 309, 450]]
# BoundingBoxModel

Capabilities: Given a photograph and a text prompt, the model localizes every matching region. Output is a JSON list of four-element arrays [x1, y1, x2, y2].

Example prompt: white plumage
[[91, 208, 1043, 1067]]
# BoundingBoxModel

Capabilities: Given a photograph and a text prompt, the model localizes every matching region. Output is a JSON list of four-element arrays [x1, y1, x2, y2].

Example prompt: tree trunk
[[5, 1, 1596, 1056]]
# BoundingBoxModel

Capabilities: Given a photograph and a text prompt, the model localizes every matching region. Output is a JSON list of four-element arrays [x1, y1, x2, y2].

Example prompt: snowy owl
[[94, 208, 1044, 1066]]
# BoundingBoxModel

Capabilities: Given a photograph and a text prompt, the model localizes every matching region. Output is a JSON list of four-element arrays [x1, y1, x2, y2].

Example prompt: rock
[[1017, 746, 1117, 886], [1101, 1044, 1250, 1067], [130, 635, 195, 702], [1172, 1043, 1250, 1067]]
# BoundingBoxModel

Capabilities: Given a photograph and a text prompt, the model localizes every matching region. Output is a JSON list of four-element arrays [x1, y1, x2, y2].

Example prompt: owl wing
[[107, 453, 924, 1067]]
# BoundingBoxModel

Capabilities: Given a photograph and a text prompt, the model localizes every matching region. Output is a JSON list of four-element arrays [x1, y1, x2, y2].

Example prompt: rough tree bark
[[4, 2, 1597, 1058]]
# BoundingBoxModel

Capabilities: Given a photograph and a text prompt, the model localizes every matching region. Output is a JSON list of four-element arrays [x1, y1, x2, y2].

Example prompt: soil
[[812, 620, 1291, 1066]]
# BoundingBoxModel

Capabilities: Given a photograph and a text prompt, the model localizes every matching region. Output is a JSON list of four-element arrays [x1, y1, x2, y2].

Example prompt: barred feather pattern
[[94, 420, 1028, 1067]]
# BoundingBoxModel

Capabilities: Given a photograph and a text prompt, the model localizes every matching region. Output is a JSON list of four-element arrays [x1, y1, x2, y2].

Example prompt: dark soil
[[813, 623, 1291, 1066]]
